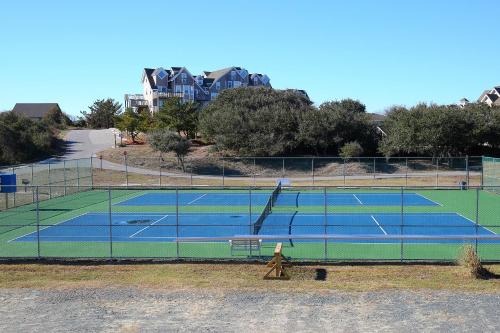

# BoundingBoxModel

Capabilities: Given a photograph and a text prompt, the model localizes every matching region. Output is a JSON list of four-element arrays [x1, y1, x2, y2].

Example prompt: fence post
[[435, 158, 439, 188], [222, 158, 225, 188], [12, 167, 16, 207], [63, 160, 67, 196], [405, 157, 408, 187], [282, 158, 285, 178], [159, 155, 162, 187], [76, 159, 80, 191], [324, 186, 327, 260], [31, 163, 35, 203], [400, 186, 404, 262], [48, 162, 52, 199], [253, 158, 256, 187], [343, 159, 346, 188], [480, 156, 484, 188], [124, 153, 129, 188], [90, 156, 94, 189], [465, 155, 470, 187], [373, 158, 376, 180], [311, 158, 315, 186], [176, 187, 179, 259], [36, 186, 40, 259], [475, 188, 479, 253], [108, 187, 113, 259], [249, 187, 253, 234]]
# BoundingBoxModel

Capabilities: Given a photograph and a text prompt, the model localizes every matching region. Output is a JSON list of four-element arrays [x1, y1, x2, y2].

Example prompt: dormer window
[[253, 77, 259, 85], [157, 70, 167, 80], [181, 73, 187, 79]]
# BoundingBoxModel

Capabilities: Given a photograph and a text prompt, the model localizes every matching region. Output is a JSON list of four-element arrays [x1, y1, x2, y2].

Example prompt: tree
[[43, 107, 72, 129], [80, 98, 122, 129], [153, 97, 199, 138], [199, 87, 314, 156], [339, 141, 364, 159], [298, 99, 377, 155], [0, 112, 57, 164], [115, 108, 140, 142], [148, 130, 190, 171]]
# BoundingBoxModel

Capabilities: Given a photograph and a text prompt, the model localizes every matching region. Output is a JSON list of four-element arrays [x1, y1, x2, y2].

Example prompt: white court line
[[113, 191, 148, 205], [7, 211, 90, 243], [352, 194, 363, 205], [370, 215, 388, 235], [186, 193, 208, 205], [414, 193, 443, 206], [455, 213, 497, 235], [129, 215, 170, 238]]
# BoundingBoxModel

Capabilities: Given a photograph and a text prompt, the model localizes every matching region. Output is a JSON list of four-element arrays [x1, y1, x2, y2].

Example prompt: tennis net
[[253, 182, 282, 234]]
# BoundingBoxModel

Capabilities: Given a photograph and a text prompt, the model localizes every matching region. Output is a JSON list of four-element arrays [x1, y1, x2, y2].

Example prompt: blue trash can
[[0, 174, 17, 193]]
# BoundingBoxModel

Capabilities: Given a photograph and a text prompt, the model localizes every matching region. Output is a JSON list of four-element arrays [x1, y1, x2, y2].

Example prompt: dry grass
[[458, 245, 487, 279], [0, 264, 499, 292]]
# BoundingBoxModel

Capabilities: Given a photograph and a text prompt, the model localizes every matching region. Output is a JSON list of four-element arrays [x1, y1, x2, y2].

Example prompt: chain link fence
[[90, 155, 483, 188], [0, 185, 498, 261]]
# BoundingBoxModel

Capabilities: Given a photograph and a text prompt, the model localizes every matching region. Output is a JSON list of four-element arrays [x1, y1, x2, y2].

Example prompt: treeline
[[200, 88, 377, 156], [0, 108, 70, 165], [199, 87, 500, 157]]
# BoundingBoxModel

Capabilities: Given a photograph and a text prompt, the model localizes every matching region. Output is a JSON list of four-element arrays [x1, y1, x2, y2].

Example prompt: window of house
[[157, 71, 167, 80], [211, 92, 218, 100], [175, 85, 182, 93], [253, 77, 259, 85], [231, 71, 236, 80], [233, 81, 241, 88], [227, 81, 233, 88], [216, 82, 221, 90]]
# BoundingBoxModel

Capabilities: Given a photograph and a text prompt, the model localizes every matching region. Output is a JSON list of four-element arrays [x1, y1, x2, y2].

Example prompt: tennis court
[[10, 211, 497, 244], [0, 185, 499, 260], [115, 191, 439, 206]]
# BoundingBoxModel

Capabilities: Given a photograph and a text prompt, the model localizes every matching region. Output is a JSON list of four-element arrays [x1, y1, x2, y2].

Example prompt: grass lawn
[[0, 263, 499, 292]]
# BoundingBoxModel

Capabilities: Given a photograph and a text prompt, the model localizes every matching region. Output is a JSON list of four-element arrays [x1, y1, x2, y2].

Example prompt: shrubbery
[[0, 112, 60, 164]]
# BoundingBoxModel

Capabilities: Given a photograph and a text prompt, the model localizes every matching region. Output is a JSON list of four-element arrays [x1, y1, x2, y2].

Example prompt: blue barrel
[[0, 174, 17, 193]]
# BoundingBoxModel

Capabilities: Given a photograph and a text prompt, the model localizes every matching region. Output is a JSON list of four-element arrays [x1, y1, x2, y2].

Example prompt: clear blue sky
[[1, 0, 499, 117]]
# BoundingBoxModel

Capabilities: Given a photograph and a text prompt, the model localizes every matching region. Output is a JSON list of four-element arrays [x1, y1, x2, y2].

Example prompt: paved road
[[58, 129, 116, 160]]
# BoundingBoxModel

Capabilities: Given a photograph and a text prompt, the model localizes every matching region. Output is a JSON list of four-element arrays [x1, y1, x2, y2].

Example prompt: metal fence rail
[[0, 185, 498, 262]]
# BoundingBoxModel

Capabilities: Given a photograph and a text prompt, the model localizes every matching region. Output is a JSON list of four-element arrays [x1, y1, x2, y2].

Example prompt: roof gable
[[12, 103, 61, 119]]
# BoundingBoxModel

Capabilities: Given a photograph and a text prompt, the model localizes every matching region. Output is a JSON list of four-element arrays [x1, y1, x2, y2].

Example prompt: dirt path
[[0, 288, 498, 332]]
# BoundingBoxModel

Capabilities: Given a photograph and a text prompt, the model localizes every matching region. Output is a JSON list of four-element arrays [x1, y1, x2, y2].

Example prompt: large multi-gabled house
[[125, 66, 271, 112], [478, 86, 500, 107]]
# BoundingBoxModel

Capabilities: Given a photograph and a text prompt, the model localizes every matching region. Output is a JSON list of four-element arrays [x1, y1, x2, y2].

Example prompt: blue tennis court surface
[[116, 192, 439, 206], [13, 212, 496, 243]]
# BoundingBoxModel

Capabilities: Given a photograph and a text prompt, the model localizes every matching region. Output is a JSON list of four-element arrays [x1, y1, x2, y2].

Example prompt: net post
[[36, 186, 40, 259], [108, 187, 113, 259], [400, 186, 404, 262], [176, 187, 179, 259], [12, 167, 16, 207]]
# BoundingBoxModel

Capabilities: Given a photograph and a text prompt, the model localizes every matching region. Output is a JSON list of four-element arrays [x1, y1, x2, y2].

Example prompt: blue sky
[[1, 0, 499, 116]]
